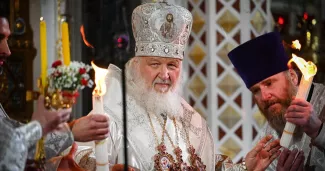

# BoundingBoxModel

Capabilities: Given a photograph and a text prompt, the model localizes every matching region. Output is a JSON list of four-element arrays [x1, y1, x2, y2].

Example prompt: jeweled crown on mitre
[[132, 0, 193, 59]]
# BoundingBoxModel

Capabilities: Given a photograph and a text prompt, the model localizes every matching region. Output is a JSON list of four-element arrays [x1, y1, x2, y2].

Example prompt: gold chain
[[154, 114, 180, 149], [149, 113, 206, 169], [180, 119, 191, 148], [173, 118, 179, 146], [147, 113, 195, 155], [149, 113, 194, 151], [147, 113, 167, 146], [151, 114, 193, 150]]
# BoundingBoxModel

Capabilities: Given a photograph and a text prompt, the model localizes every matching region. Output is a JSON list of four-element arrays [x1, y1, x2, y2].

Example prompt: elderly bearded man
[[228, 32, 325, 170], [73, 1, 281, 171]]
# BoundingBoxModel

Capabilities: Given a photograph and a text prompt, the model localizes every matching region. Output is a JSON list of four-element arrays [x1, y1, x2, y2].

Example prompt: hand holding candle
[[280, 54, 317, 148], [91, 61, 109, 171]]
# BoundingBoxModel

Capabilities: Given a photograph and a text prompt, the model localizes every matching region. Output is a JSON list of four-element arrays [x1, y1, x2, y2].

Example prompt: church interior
[[1, 0, 325, 168]]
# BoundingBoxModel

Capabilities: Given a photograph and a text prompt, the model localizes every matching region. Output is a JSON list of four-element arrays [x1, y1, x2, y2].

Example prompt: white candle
[[280, 42, 317, 148], [280, 54, 318, 148], [92, 95, 109, 171], [93, 95, 104, 114], [280, 75, 314, 148], [91, 61, 109, 170]]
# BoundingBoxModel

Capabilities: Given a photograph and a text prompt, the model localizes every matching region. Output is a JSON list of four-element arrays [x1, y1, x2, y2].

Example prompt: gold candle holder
[[45, 89, 78, 110]]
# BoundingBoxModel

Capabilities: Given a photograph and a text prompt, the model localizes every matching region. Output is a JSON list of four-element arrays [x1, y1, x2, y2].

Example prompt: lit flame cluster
[[291, 40, 301, 50], [288, 40, 317, 80], [91, 62, 108, 96]]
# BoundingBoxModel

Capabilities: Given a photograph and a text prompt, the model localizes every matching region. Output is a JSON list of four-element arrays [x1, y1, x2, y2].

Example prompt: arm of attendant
[[25, 124, 74, 160], [0, 119, 42, 171]]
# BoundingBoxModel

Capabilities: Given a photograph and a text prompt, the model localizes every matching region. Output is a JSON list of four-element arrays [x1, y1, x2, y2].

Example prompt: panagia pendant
[[154, 143, 175, 171]]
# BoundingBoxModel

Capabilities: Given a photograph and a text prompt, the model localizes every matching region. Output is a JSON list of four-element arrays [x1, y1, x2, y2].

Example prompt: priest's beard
[[126, 59, 183, 119], [258, 75, 299, 135]]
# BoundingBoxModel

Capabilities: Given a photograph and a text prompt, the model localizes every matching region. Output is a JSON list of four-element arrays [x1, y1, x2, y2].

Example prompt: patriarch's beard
[[125, 60, 183, 119]]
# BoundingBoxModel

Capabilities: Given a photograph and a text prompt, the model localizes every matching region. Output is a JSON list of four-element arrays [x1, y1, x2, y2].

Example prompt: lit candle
[[40, 17, 47, 93], [91, 61, 109, 171], [280, 54, 317, 148], [61, 20, 70, 66]]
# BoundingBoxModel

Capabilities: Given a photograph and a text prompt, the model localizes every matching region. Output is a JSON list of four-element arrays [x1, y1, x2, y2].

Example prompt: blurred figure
[[0, 6, 73, 171]]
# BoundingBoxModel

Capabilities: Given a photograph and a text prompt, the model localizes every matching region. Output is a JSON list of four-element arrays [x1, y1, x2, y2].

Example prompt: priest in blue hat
[[228, 31, 325, 170]]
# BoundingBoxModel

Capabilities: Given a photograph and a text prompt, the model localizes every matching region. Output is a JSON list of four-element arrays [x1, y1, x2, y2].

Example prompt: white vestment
[[75, 64, 215, 170]]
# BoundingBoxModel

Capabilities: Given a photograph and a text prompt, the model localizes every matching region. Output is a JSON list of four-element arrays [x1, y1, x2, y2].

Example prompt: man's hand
[[285, 98, 322, 139], [72, 114, 109, 142], [245, 135, 281, 171], [31, 95, 72, 136], [276, 148, 304, 171]]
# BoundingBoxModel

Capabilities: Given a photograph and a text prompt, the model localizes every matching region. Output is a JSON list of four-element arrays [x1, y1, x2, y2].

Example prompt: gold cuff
[[96, 161, 109, 166], [283, 129, 294, 135]]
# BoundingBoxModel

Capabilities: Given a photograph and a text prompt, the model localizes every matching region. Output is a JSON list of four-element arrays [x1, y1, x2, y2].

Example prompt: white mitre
[[132, 0, 192, 59]]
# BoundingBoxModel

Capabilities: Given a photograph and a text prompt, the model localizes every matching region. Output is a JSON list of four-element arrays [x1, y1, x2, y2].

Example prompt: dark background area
[[80, 0, 141, 115]]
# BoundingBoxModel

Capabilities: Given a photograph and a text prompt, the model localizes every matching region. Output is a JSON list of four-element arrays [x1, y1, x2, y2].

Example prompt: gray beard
[[140, 89, 182, 119], [126, 63, 183, 119], [262, 105, 304, 138], [267, 113, 286, 135], [259, 78, 304, 138]]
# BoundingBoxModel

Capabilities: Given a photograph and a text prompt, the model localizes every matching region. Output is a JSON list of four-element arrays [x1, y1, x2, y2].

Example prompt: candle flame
[[291, 40, 301, 50], [288, 54, 317, 80], [91, 61, 108, 96], [80, 25, 94, 48]]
